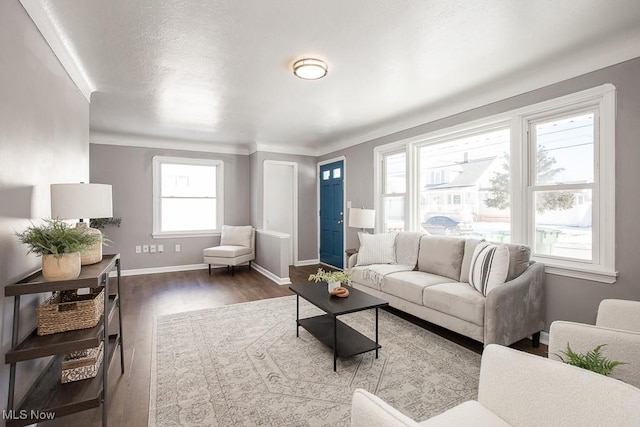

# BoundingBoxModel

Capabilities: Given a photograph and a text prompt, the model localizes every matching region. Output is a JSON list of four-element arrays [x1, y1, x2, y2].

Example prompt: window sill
[[152, 231, 221, 239], [535, 259, 618, 284]]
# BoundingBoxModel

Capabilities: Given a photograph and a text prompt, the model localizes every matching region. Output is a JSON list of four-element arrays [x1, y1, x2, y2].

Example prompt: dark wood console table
[[4, 254, 124, 426]]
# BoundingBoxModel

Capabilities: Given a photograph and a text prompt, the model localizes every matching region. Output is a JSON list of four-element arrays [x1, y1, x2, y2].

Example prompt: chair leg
[[208, 264, 211, 275], [532, 331, 541, 348]]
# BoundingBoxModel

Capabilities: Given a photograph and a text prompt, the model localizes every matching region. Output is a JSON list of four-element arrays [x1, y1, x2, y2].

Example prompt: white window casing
[[374, 84, 617, 283], [152, 156, 224, 238]]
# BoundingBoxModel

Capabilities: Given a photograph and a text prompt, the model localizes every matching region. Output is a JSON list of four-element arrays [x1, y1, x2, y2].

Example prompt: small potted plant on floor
[[308, 268, 352, 293], [17, 218, 102, 282]]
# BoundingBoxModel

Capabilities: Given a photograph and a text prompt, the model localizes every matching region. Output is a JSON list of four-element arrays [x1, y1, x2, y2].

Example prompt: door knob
[[338, 220, 344, 224]]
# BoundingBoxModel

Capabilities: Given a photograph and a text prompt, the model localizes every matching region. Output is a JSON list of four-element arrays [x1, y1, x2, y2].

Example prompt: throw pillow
[[469, 241, 510, 296], [220, 225, 253, 247], [356, 232, 397, 266]]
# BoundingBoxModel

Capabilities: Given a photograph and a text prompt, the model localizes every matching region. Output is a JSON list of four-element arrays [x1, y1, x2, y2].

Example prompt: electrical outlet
[[175, 244, 181, 252], [135, 246, 141, 254], [150, 245, 156, 253], [158, 244, 164, 253], [143, 245, 149, 253]]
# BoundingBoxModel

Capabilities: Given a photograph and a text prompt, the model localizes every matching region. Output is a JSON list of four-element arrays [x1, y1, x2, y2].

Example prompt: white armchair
[[203, 225, 255, 276], [351, 344, 640, 427], [548, 298, 640, 388]]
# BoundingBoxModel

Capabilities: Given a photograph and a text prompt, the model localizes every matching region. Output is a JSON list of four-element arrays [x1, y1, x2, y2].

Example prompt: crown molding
[[20, 0, 94, 102], [91, 131, 253, 155], [317, 36, 640, 157]]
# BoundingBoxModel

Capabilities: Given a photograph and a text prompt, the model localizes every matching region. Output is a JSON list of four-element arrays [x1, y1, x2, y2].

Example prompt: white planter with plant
[[17, 218, 102, 281], [308, 268, 352, 293]]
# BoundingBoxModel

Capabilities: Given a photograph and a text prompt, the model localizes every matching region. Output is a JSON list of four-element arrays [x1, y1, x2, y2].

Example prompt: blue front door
[[319, 161, 344, 268]]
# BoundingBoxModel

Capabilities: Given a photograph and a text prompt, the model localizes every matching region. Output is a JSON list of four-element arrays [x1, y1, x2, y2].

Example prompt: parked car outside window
[[421, 216, 473, 236]]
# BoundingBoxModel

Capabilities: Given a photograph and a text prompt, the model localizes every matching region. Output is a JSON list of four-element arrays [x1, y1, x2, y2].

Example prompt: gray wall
[[90, 144, 251, 270], [249, 151, 318, 262], [254, 230, 291, 282], [0, 0, 90, 411], [321, 57, 640, 329]]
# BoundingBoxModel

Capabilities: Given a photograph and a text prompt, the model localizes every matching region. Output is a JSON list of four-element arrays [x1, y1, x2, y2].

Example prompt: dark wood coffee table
[[289, 282, 389, 371]]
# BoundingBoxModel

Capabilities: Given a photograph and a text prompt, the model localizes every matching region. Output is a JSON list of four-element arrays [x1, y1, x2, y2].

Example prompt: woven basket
[[61, 342, 104, 383], [37, 288, 104, 336]]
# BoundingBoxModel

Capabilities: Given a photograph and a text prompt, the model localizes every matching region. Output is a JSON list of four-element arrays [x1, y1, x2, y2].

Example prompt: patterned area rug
[[149, 295, 481, 426]]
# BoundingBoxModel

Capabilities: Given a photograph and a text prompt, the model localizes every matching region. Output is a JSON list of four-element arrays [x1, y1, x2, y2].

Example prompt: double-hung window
[[375, 84, 616, 283], [152, 156, 224, 237], [380, 151, 407, 232]]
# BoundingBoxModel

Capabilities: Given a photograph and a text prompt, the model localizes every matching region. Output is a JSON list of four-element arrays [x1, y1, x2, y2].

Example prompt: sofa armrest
[[596, 299, 640, 332], [484, 262, 545, 346], [548, 320, 640, 388], [479, 344, 640, 427], [351, 389, 420, 427], [348, 253, 358, 268]]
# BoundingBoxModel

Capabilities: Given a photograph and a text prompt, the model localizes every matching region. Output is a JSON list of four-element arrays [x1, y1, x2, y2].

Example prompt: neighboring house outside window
[[374, 84, 616, 283], [152, 156, 224, 238]]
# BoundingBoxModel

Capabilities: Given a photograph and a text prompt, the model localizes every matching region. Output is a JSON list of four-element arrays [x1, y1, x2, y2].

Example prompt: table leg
[[296, 294, 299, 337], [375, 307, 379, 359], [333, 316, 337, 371]]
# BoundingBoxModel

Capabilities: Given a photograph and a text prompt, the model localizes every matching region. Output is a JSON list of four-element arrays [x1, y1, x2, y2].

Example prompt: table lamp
[[348, 207, 375, 233], [51, 183, 113, 265]]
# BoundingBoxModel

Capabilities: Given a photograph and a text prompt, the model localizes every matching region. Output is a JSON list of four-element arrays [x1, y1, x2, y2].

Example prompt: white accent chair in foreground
[[203, 225, 255, 276], [351, 344, 640, 427], [548, 298, 640, 388]]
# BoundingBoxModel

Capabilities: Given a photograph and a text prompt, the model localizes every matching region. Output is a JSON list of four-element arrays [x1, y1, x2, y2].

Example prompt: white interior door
[[263, 161, 297, 265]]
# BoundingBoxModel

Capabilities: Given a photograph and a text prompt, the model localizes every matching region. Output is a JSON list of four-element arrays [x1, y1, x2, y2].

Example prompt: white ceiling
[[21, 0, 640, 156]]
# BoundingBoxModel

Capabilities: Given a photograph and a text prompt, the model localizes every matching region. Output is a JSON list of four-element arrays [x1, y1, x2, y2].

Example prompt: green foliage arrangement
[[308, 268, 352, 285], [89, 217, 122, 230], [16, 218, 102, 258], [556, 343, 625, 376]]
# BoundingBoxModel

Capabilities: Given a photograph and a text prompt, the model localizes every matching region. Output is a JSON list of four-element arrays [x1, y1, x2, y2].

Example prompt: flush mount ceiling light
[[293, 58, 328, 80]]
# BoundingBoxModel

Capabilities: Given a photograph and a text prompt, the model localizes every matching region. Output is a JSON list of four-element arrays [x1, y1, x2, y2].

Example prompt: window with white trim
[[152, 156, 224, 237], [375, 85, 616, 283], [381, 151, 406, 232]]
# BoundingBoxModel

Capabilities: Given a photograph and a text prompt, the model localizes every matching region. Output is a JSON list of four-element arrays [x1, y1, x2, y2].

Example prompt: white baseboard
[[109, 263, 211, 277], [294, 259, 319, 266], [540, 331, 550, 346], [251, 263, 291, 285]]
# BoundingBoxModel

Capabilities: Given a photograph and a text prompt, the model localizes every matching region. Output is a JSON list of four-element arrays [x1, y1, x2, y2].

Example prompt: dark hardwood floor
[[42, 264, 546, 426]]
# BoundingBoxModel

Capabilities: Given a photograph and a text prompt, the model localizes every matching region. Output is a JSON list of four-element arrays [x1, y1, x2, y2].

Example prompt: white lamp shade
[[349, 208, 375, 229], [51, 183, 113, 220]]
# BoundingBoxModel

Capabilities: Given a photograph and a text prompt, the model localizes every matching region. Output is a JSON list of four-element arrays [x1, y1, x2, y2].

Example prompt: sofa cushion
[[419, 401, 511, 427], [423, 282, 486, 326], [417, 236, 465, 281], [503, 243, 531, 281], [381, 271, 456, 305], [351, 264, 414, 290], [469, 242, 510, 296], [459, 238, 484, 283], [203, 245, 252, 258], [356, 232, 397, 266], [395, 232, 424, 267], [220, 225, 253, 247]]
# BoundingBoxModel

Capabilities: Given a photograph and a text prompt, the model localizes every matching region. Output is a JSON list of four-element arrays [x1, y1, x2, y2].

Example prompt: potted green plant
[[308, 268, 352, 292], [89, 217, 122, 230], [556, 343, 625, 376], [16, 218, 102, 281]]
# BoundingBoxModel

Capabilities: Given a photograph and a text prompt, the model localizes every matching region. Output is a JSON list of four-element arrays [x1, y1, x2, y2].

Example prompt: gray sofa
[[348, 232, 545, 346]]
